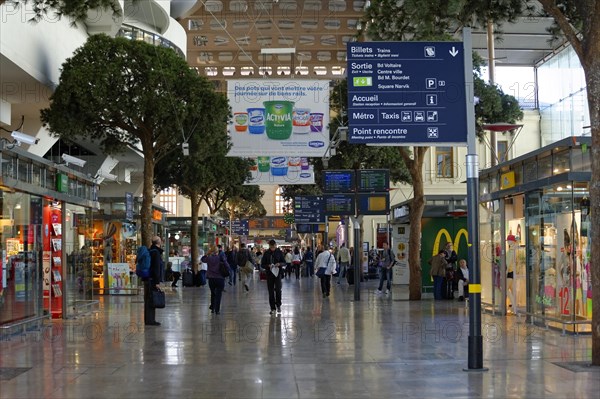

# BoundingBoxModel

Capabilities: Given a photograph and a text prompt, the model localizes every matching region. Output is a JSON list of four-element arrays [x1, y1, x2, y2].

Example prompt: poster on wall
[[107, 263, 132, 295], [392, 224, 410, 285], [43, 251, 52, 292], [227, 79, 330, 157], [246, 157, 315, 185]]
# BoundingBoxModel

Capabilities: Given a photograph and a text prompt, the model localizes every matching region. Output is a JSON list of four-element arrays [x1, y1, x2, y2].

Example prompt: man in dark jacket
[[260, 239, 286, 314], [144, 236, 164, 326]]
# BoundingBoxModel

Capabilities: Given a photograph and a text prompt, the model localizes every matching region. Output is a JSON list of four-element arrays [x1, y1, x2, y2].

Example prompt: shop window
[[275, 187, 291, 215], [553, 150, 570, 175], [497, 141, 508, 163], [571, 146, 591, 172], [158, 187, 177, 216], [435, 147, 453, 178]]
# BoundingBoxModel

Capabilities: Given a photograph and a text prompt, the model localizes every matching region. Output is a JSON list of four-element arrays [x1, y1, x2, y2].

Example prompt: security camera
[[11, 130, 39, 146], [96, 171, 118, 181], [61, 153, 87, 167]]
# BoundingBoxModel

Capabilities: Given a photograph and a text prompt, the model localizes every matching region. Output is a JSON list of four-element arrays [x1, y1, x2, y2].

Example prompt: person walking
[[144, 236, 164, 326], [284, 248, 293, 279], [304, 247, 314, 277], [316, 245, 336, 297], [429, 250, 448, 300], [226, 245, 238, 286], [376, 242, 396, 295], [237, 242, 253, 292], [260, 240, 286, 314], [292, 246, 302, 280], [202, 245, 228, 315], [336, 243, 351, 285]]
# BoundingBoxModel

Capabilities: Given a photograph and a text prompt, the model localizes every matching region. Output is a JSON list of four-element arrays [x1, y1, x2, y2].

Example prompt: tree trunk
[[400, 146, 428, 300], [190, 193, 201, 274], [585, 55, 600, 366], [141, 149, 155, 247]]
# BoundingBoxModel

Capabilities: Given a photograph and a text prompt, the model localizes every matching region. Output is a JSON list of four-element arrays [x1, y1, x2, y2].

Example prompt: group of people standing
[[429, 242, 470, 301]]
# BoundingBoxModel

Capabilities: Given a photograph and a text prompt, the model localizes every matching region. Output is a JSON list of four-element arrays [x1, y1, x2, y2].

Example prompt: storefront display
[[479, 136, 592, 333]]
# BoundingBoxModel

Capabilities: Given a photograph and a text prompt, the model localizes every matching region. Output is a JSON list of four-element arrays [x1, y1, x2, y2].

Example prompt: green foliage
[[8, 0, 123, 23], [204, 158, 258, 214], [41, 34, 197, 160], [154, 85, 231, 199], [41, 34, 201, 244], [363, 0, 529, 41]]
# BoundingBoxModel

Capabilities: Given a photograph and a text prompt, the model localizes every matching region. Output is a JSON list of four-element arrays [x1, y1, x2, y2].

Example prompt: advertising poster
[[227, 79, 330, 157], [246, 156, 315, 185], [107, 263, 132, 295]]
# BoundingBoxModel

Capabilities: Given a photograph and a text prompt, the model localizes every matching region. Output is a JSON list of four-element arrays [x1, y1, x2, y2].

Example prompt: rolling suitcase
[[182, 269, 194, 287], [347, 267, 355, 285]]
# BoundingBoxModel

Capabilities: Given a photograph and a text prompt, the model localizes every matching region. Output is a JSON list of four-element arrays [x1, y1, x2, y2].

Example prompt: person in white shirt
[[315, 245, 337, 298], [336, 243, 351, 285], [198, 248, 208, 286], [457, 259, 469, 301]]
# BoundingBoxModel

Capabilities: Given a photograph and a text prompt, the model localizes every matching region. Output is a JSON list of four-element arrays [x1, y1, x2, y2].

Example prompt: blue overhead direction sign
[[294, 196, 325, 224], [347, 41, 468, 146]]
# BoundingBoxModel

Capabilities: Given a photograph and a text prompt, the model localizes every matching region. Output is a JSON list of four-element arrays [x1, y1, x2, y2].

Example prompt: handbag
[[316, 267, 326, 278], [243, 260, 254, 274], [152, 289, 165, 309], [219, 261, 230, 278]]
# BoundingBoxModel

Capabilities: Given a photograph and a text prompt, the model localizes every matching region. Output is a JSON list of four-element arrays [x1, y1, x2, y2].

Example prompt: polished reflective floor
[[1, 274, 597, 398]]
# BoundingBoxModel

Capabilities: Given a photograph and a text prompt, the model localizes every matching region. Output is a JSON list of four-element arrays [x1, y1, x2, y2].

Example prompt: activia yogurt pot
[[270, 157, 288, 176], [247, 108, 265, 134], [293, 108, 311, 134], [233, 112, 248, 132], [264, 101, 294, 140], [257, 156, 270, 173]]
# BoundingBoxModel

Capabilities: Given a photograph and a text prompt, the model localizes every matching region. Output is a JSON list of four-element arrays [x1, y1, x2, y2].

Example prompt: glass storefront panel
[[0, 192, 43, 325], [64, 205, 95, 317], [480, 200, 502, 312], [525, 183, 592, 325], [504, 195, 526, 313]]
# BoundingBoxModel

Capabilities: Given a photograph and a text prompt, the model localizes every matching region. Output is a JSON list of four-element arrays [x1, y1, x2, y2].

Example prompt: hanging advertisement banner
[[246, 156, 315, 185], [227, 79, 330, 157]]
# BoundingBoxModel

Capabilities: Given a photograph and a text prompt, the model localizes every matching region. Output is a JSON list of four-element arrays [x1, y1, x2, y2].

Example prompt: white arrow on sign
[[449, 46, 459, 57]]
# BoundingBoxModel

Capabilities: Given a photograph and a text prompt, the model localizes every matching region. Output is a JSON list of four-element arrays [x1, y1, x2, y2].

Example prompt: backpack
[[135, 246, 151, 279]]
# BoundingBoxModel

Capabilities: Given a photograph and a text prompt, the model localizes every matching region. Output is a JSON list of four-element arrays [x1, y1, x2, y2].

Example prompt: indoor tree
[[154, 84, 230, 273], [41, 34, 201, 245]]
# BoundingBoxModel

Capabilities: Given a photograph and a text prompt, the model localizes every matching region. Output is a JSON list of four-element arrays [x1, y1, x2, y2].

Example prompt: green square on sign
[[353, 77, 372, 87]]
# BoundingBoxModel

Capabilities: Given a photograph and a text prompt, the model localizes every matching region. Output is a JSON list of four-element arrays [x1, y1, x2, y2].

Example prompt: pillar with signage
[[322, 169, 391, 300], [347, 34, 484, 370]]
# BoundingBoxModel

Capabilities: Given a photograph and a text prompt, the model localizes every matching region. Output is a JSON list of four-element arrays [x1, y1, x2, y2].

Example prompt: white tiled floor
[[1, 274, 598, 398]]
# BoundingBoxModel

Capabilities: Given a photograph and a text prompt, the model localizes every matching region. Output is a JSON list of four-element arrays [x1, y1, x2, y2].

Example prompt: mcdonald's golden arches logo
[[432, 228, 469, 257]]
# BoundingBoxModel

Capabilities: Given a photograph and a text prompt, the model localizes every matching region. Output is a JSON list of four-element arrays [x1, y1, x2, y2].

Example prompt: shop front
[[390, 196, 468, 293], [1, 146, 98, 332], [93, 197, 168, 294], [479, 136, 591, 333]]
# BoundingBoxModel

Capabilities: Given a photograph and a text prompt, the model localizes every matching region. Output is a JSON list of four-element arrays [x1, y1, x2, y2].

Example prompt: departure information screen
[[357, 169, 389, 192], [324, 194, 355, 216], [323, 170, 355, 193]]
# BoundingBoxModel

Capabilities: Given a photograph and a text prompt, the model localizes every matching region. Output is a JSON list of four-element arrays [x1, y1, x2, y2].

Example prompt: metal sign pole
[[463, 27, 487, 372], [351, 215, 362, 301]]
